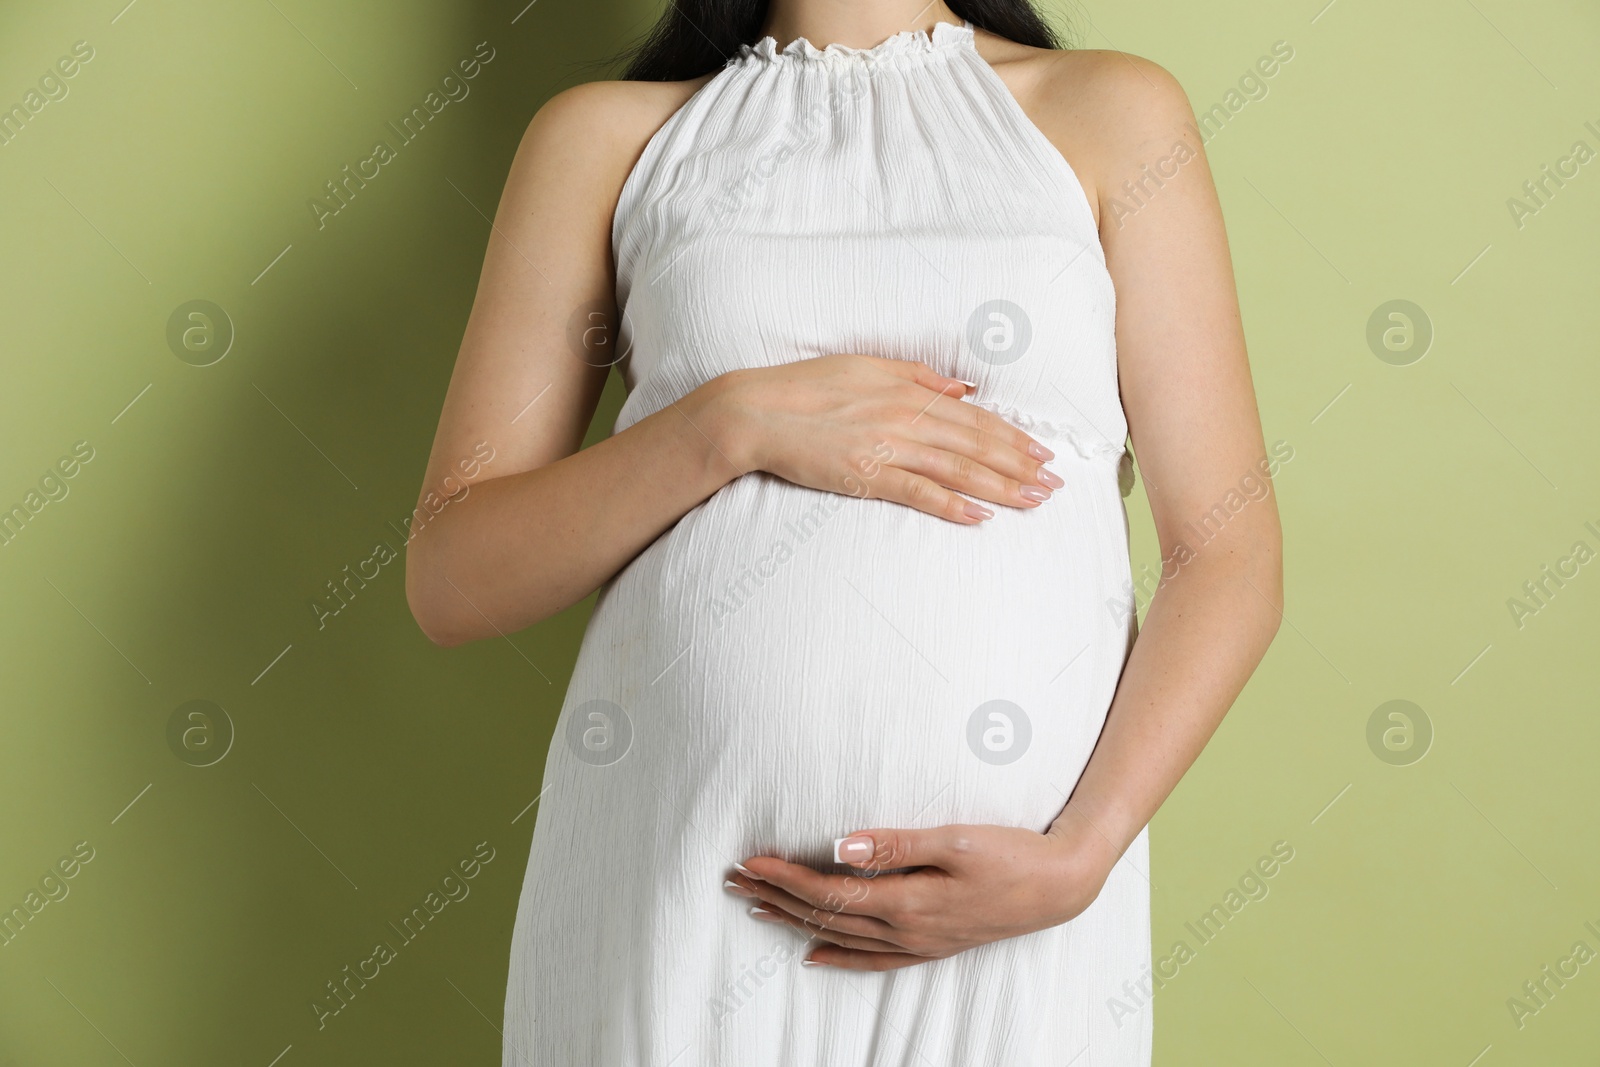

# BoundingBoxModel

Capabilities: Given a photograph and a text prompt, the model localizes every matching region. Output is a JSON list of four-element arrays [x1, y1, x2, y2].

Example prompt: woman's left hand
[[727, 814, 1125, 971]]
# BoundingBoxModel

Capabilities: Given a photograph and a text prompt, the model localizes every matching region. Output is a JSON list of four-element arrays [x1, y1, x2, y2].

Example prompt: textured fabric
[[503, 20, 1151, 1066]]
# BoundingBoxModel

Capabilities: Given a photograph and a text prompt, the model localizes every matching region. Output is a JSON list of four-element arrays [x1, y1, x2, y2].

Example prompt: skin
[[407, 0, 1283, 972]]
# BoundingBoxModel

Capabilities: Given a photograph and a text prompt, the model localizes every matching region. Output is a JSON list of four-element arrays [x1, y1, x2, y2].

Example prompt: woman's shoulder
[[976, 32, 1200, 218], [517, 75, 715, 181], [979, 33, 1191, 120], [493, 73, 716, 228]]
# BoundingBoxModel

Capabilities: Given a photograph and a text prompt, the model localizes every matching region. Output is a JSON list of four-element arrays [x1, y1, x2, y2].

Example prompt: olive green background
[[0, 0, 1595, 1063]]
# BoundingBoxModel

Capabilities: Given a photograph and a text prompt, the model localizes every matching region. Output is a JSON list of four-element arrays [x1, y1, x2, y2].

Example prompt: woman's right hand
[[703, 354, 1064, 524]]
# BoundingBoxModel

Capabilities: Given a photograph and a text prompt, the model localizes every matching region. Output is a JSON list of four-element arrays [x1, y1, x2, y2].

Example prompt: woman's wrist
[[689, 368, 766, 475], [1047, 802, 1136, 887]]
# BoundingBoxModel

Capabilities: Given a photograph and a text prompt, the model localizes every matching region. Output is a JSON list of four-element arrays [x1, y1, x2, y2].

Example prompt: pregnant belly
[[567, 468, 1134, 864]]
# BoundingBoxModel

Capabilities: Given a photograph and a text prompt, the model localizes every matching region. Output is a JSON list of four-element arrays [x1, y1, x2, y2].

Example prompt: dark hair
[[617, 1, 1067, 82]]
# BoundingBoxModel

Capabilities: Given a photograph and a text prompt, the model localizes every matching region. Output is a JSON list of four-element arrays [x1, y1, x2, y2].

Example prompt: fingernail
[[723, 879, 756, 898], [801, 958, 828, 967], [1037, 467, 1064, 490], [964, 502, 994, 522], [1019, 485, 1050, 502], [1027, 441, 1055, 461], [750, 906, 783, 922], [833, 835, 874, 864], [955, 378, 977, 389], [733, 862, 763, 881]]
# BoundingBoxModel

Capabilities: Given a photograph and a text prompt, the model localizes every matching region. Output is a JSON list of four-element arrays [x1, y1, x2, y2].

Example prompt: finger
[[912, 389, 1056, 465], [738, 857, 909, 923], [908, 404, 1060, 492], [731, 875, 901, 943], [805, 946, 939, 971], [746, 904, 907, 953], [834, 826, 971, 874], [891, 442, 1055, 510], [867, 357, 971, 399], [861, 466, 996, 524]]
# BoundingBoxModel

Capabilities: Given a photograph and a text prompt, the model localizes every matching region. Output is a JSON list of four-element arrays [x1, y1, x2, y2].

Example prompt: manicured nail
[[733, 862, 762, 881], [1027, 441, 1055, 461], [723, 879, 756, 898], [964, 502, 994, 522], [1037, 467, 1064, 490], [1019, 485, 1050, 502], [749, 906, 783, 922], [801, 958, 828, 967], [833, 835, 874, 864]]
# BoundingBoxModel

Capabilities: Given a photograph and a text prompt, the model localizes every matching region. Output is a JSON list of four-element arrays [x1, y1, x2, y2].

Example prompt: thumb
[[833, 825, 963, 871]]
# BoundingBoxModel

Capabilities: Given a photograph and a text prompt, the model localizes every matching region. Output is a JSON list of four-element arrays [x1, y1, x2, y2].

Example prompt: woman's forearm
[[408, 354, 1051, 648], [405, 376, 745, 647], [1051, 517, 1284, 863]]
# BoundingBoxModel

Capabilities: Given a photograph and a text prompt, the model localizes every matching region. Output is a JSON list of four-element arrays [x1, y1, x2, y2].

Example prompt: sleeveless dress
[[503, 19, 1152, 1066]]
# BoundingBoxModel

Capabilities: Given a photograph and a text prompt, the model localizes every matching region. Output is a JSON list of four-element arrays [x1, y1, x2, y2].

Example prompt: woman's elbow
[[405, 557, 559, 646], [408, 594, 463, 649], [405, 557, 471, 648], [1249, 516, 1286, 629]]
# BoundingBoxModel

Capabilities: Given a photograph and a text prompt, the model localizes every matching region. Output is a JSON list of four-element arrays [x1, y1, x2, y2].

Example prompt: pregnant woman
[[406, 0, 1283, 1063]]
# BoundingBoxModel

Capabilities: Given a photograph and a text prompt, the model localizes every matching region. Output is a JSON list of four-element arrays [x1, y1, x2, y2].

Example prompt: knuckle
[[902, 477, 936, 509], [839, 875, 872, 905], [902, 384, 938, 411], [879, 833, 911, 867]]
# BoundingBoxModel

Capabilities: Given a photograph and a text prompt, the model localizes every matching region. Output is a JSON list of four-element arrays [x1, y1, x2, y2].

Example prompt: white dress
[[504, 19, 1151, 1066]]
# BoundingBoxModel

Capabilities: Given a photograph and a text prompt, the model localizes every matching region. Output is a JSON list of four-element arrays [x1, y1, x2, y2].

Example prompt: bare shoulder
[[1026, 49, 1189, 111], [1036, 49, 1194, 151], [527, 76, 712, 150], [973, 34, 1198, 219], [505, 75, 715, 207]]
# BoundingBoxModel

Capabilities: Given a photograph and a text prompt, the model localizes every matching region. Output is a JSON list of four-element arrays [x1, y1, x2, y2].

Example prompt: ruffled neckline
[[735, 18, 974, 66]]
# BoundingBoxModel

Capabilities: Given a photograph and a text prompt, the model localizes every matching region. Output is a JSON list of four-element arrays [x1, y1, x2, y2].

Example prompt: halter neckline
[[735, 18, 974, 67]]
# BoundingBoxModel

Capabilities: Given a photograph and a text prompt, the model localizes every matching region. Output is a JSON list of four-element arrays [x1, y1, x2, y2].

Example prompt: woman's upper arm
[[1063, 54, 1280, 561], [417, 81, 652, 500]]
